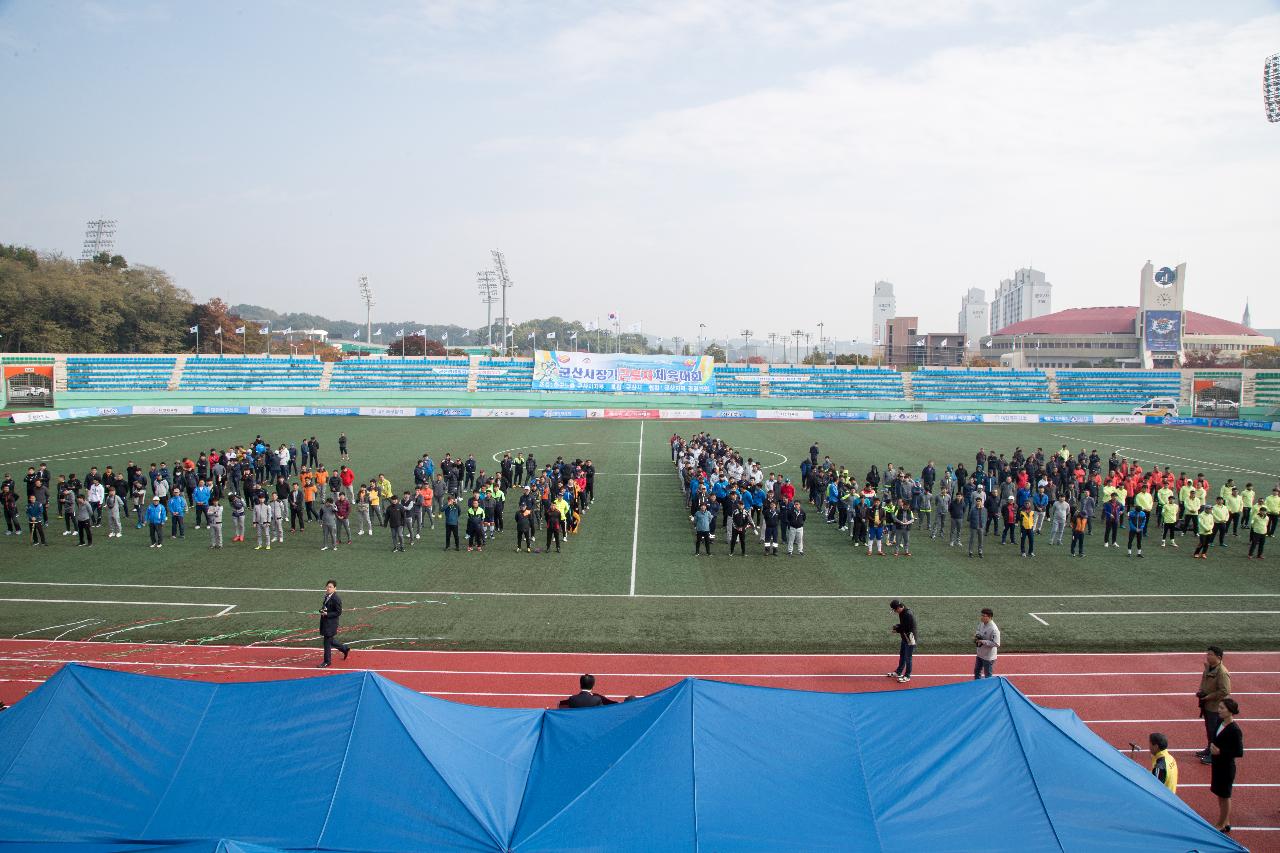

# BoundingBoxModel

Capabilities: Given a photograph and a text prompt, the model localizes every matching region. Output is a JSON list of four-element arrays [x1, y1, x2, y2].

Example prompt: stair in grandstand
[[319, 360, 335, 391], [466, 356, 481, 392], [167, 355, 187, 391], [901, 371, 915, 401], [53, 355, 68, 392], [1179, 373, 1195, 408], [1045, 369, 1062, 403]]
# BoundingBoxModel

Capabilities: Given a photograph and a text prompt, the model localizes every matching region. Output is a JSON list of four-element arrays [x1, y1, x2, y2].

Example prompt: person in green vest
[[1263, 488, 1280, 537], [1182, 490, 1203, 537], [1219, 479, 1236, 503], [1160, 496, 1180, 548], [1193, 506, 1216, 559], [1156, 482, 1175, 514], [1248, 506, 1270, 559], [512, 453, 525, 487], [1135, 486, 1154, 517], [1225, 488, 1244, 538], [1240, 483, 1256, 529], [1211, 497, 1231, 547]]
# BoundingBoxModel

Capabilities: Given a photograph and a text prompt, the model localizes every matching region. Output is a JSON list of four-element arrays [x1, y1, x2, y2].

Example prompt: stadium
[[2, 6, 1279, 852]]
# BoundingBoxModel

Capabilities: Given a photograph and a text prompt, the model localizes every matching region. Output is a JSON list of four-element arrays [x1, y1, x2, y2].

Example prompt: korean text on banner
[[532, 351, 715, 395]]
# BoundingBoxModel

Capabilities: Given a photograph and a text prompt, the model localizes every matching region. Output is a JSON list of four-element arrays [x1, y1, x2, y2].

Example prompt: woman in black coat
[[1209, 697, 1244, 833]]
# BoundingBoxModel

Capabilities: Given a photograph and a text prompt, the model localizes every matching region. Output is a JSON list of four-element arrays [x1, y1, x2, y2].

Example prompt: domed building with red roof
[[981, 262, 1273, 369]]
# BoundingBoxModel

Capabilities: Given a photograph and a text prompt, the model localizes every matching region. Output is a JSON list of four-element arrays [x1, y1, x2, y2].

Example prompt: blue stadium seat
[[179, 356, 323, 391], [1055, 371, 1181, 404], [66, 356, 176, 391], [329, 358, 470, 391], [911, 369, 1049, 402]]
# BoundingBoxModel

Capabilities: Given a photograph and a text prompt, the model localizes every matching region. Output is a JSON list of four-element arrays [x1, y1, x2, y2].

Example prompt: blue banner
[[532, 351, 715, 394], [528, 409, 587, 419], [927, 413, 983, 423], [194, 405, 250, 415], [305, 406, 361, 416], [1144, 310, 1182, 353], [416, 408, 472, 417], [813, 411, 872, 420]]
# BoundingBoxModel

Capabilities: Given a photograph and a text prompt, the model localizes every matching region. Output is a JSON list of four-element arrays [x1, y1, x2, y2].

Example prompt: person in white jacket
[[253, 495, 271, 550], [974, 608, 1001, 679]]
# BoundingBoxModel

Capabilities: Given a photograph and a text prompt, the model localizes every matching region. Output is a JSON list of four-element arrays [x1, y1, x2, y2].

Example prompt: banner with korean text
[[532, 351, 715, 394]]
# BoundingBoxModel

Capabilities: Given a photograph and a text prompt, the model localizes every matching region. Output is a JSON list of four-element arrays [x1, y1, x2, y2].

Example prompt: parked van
[[1132, 398, 1179, 417]]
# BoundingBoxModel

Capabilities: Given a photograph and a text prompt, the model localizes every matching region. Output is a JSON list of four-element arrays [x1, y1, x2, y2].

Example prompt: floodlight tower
[[767, 332, 777, 363], [358, 276, 375, 344], [477, 270, 499, 347], [491, 250, 513, 356], [81, 219, 116, 261], [1266, 52, 1280, 122], [791, 329, 804, 363], [740, 329, 752, 362]]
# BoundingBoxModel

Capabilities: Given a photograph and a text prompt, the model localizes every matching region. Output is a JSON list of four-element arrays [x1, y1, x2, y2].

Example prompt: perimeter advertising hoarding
[[1144, 310, 1182, 353], [532, 351, 715, 395]]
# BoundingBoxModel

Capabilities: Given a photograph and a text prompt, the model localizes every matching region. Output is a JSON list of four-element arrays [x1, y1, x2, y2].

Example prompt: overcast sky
[[1, 1, 1278, 344]]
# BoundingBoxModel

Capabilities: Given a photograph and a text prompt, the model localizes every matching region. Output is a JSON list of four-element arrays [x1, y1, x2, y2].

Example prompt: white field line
[[629, 420, 643, 597], [2, 636, 1280, 660], [1048, 432, 1280, 479], [1031, 610, 1280, 626], [1085, 718, 1280, 724], [0, 426, 232, 467], [0, 658, 1276, 681], [5, 581, 1280, 602], [0, 599, 235, 617]]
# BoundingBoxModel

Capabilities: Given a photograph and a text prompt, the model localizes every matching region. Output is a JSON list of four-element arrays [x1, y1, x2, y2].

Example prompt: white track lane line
[[629, 420, 643, 596]]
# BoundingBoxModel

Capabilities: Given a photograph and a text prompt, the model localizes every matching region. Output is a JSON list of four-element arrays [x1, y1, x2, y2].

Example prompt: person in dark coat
[[1209, 697, 1244, 833], [318, 580, 351, 668], [558, 674, 617, 708]]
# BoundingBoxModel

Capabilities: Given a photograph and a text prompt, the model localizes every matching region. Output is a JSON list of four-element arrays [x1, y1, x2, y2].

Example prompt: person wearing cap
[[887, 600, 917, 683], [1148, 733, 1178, 793], [145, 496, 167, 548]]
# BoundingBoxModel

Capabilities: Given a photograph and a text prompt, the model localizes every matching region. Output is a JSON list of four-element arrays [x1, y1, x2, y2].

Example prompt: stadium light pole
[[477, 270, 499, 348], [491, 250, 513, 356], [791, 329, 804, 364], [767, 332, 777, 364], [740, 329, 752, 362], [698, 323, 707, 353], [1266, 52, 1280, 123], [358, 276, 374, 345]]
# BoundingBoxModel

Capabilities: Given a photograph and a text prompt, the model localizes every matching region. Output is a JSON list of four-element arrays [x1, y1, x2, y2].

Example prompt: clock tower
[[1137, 260, 1186, 368]]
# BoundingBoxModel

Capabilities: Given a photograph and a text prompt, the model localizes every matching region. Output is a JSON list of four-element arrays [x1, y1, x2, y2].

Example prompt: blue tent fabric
[[0, 665, 1244, 852]]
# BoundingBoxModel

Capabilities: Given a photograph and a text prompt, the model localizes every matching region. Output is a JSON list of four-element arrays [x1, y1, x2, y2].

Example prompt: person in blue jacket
[[27, 494, 47, 545], [191, 480, 211, 530], [145, 496, 168, 547], [1126, 504, 1148, 558], [167, 492, 187, 539]]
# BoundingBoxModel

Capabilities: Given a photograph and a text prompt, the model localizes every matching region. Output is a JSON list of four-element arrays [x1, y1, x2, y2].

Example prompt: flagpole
[[195, 326, 199, 354], [242, 328, 246, 354], [218, 329, 223, 356]]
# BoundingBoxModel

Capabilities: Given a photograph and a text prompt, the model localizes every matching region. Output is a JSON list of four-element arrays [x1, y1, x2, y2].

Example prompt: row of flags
[[188, 325, 292, 335]]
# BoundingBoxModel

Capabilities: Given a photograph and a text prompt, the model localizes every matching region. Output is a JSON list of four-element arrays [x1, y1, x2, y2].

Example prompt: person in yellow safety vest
[[1240, 483, 1256, 528], [1225, 488, 1244, 537], [1267, 488, 1280, 536], [1156, 483, 1174, 512], [553, 495, 571, 537], [1219, 479, 1236, 502], [1248, 506, 1270, 559], [1181, 491, 1203, 536], [1194, 506, 1216, 559], [1113, 485, 1128, 508], [1135, 486, 1154, 516], [1160, 496, 1180, 547], [1211, 497, 1231, 548], [1148, 733, 1178, 793]]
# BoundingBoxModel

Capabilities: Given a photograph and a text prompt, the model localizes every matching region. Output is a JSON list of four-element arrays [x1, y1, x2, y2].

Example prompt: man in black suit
[[558, 674, 617, 708], [318, 580, 351, 668]]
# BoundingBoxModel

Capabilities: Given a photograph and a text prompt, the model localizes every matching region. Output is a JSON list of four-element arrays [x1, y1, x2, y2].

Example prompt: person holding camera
[[1196, 646, 1232, 765], [886, 600, 917, 683], [974, 608, 1000, 679]]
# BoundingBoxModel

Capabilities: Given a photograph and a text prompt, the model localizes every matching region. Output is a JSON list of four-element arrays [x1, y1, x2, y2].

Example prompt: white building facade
[[958, 287, 989, 350], [871, 281, 896, 346], [990, 268, 1052, 334]]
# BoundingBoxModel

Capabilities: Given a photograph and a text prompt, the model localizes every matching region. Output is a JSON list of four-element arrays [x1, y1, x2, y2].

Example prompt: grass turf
[[1, 415, 1278, 654]]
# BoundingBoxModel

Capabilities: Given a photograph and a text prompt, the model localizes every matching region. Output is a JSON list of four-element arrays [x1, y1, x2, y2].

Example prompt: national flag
[[608, 312, 617, 321], [417, 329, 426, 337], [189, 325, 198, 333], [586, 320, 597, 331], [373, 328, 382, 336], [234, 326, 246, 334], [260, 327, 270, 335], [546, 332, 556, 340], [915, 338, 925, 347], [1036, 340, 1042, 349], [939, 339, 947, 348], [569, 331, 577, 340], [983, 338, 992, 347], [398, 329, 407, 338], [282, 327, 293, 335], [527, 332, 535, 340], [441, 331, 448, 341], [213, 327, 223, 336]]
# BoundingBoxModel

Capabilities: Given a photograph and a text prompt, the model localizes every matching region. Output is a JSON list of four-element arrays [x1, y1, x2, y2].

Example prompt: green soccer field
[[2, 414, 1279, 654]]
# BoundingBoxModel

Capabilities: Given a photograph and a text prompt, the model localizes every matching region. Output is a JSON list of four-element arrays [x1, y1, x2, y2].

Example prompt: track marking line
[[5, 581, 1280, 602], [629, 420, 643, 596], [1030, 610, 1280, 626], [1085, 718, 1280, 724]]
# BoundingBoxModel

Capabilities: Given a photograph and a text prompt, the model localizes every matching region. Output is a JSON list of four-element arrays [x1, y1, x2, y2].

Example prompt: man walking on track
[[973, 608, 1000, 679], [887, 599, 918, 683], [318, 579, 351, 668], [1196, 646, 1231, 765]]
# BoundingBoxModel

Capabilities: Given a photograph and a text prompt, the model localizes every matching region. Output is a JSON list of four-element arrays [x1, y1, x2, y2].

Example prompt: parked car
[[1200, 398, 1238, 411], [1132, 398, 1179, 417], [8, 385, 50, 401]]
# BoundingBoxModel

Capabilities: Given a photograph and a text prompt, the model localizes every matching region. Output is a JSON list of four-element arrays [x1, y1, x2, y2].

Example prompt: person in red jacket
[[340, 465, 355, 501]]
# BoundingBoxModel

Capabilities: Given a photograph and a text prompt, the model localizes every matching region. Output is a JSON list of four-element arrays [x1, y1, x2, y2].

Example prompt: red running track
[[1, 641, 1276, 849]]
